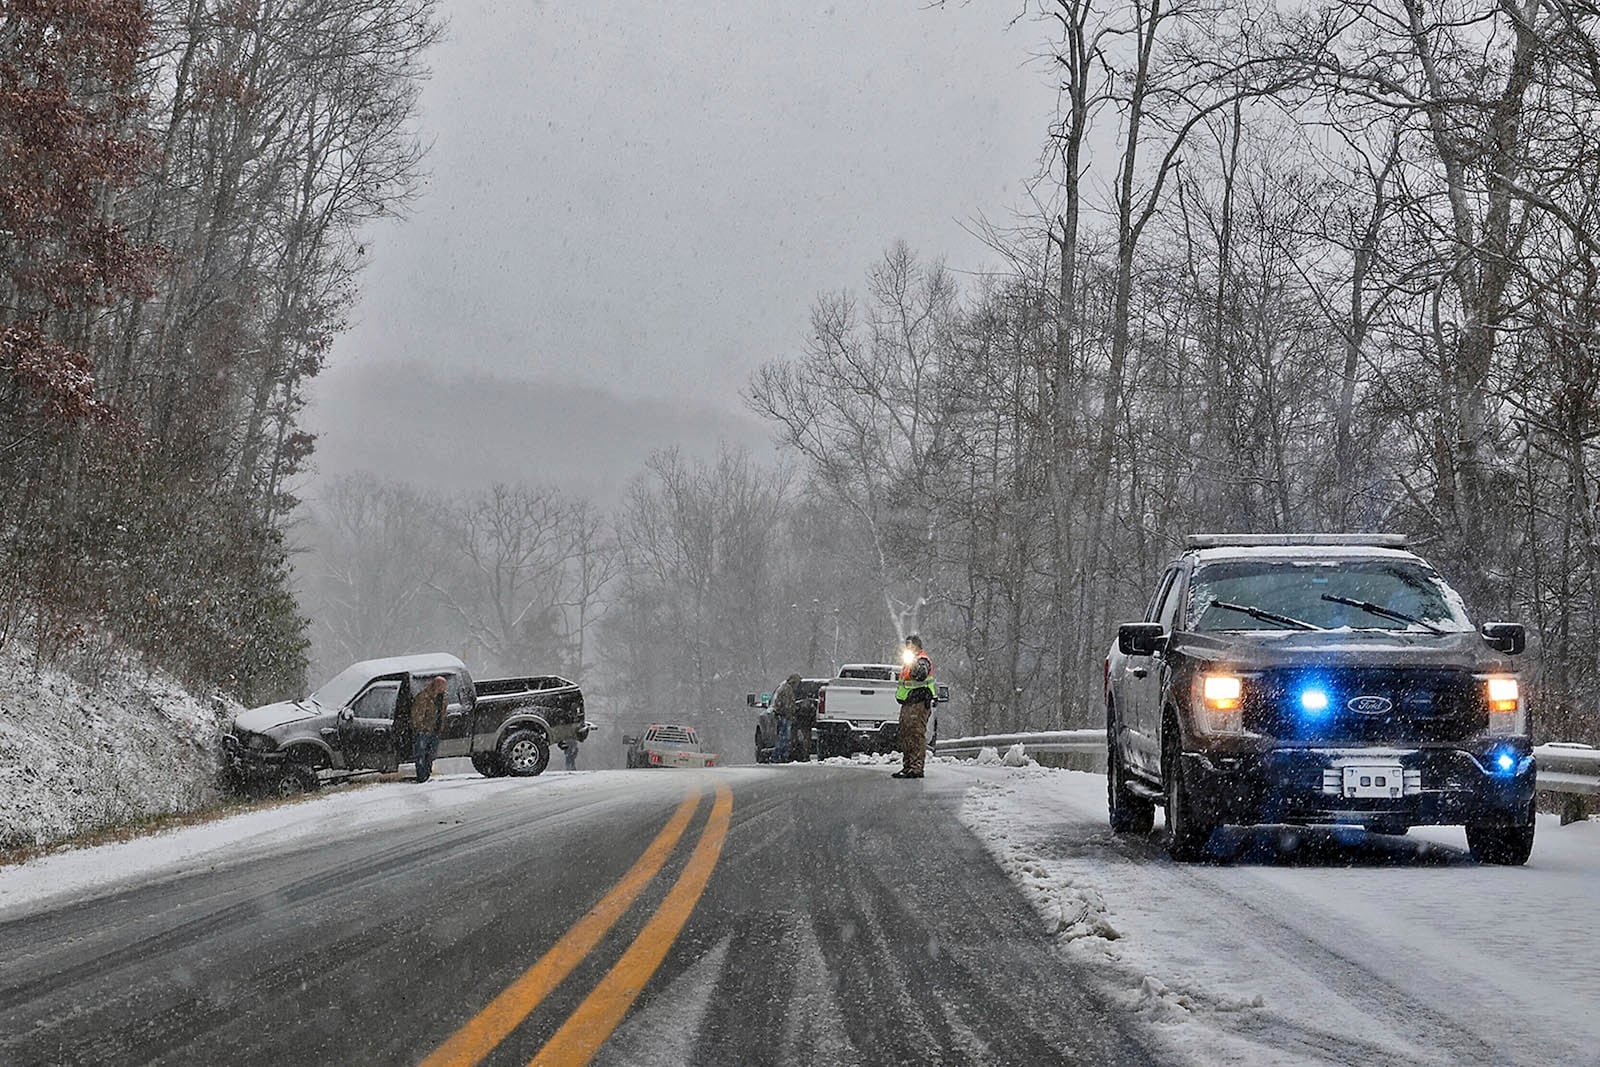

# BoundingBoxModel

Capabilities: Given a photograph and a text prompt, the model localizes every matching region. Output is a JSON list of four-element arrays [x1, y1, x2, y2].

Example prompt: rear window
[[839, 666, 894, 681]]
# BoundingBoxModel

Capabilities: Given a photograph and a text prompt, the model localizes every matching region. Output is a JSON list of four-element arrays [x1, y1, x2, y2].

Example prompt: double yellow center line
[[422, 782, 733, 1067]]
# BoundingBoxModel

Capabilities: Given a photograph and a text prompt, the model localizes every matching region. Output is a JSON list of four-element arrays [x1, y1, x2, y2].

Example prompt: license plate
[[1342, 765, 1404, 799]]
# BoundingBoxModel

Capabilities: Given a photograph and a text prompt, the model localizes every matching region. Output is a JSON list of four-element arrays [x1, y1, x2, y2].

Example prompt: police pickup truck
[[1105, 535, 1536, 864], [225, 653, 590, 794]]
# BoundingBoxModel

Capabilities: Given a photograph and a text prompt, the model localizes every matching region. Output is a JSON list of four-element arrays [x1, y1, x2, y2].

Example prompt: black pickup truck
[[1105, 535, 1536, 864], [224, 653, 590, 794]]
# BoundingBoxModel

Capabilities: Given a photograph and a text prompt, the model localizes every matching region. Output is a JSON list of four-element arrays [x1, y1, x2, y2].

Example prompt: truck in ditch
[[1105, 534, 1536, 864], [224, 653, 591, 794]]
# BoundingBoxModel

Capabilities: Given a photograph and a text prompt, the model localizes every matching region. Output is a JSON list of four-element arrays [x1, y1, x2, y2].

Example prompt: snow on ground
[[0, 639, 238, 849], [956, 763, 1600, 1066]]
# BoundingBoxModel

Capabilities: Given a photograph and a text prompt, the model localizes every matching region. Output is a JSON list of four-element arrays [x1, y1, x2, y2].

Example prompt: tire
[[269, 763, 319, 799], [471, 753, 507, 778], [499, 729, 550, 777], [755, 732, 769, 764], [1163, 722, 1215, 862], [1466, 802, 1536, 865], [1107, 703, 1155, 835]]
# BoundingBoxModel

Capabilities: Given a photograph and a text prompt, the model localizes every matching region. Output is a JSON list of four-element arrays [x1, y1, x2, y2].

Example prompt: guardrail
[[933, 730, 1105, 760], [933, 733, 1598, 822], [1535, 743, 1600, 823]]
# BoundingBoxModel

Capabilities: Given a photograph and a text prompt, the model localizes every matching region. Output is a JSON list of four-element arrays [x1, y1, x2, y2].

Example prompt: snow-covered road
[[959, 762, 1600, 1066]]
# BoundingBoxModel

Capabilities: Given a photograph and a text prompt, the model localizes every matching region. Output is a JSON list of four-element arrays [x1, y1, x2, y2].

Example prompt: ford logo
[[1347, 695, 1393, 715]]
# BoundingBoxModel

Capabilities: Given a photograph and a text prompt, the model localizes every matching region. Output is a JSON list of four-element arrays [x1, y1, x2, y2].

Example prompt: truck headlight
[[1480, 675, 1524, 736], [1194, 673, 1253, 735]]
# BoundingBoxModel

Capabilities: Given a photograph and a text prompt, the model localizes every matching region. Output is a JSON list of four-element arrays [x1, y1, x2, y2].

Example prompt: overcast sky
[[311, 0, 1059, 426]]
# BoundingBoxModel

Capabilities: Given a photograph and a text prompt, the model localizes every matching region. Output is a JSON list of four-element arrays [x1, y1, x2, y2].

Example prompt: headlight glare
[[1202, 674, 1243, 710]]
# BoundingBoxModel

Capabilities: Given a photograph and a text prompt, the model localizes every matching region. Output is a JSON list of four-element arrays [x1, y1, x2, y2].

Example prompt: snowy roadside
[[0, 767, 765, 920], [954, 762, 1600, 1067], [0, 641, 239, 850]]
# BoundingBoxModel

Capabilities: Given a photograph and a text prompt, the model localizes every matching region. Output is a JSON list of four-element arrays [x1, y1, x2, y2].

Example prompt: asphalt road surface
[[0, 766, 1156, 1066]]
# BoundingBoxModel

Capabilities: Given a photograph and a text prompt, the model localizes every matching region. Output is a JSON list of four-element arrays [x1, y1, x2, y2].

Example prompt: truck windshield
[[1188, 558, 1471, 633]]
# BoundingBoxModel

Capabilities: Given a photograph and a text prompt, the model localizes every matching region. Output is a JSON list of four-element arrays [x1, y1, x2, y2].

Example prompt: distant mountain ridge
[[299, 362, 777, 501]]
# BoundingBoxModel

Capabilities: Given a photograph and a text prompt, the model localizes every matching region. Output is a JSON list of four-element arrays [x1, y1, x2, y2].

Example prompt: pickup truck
[[624, 724, 719, 768], [749, 677, 827, 762], [224, 653, 591, 794], [810, 663, 947, 759], [1105, 534, 1536, 863]]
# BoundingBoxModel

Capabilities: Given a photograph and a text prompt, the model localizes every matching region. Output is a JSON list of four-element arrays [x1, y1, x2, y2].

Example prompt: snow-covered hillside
[[0, 641, 238, 849]]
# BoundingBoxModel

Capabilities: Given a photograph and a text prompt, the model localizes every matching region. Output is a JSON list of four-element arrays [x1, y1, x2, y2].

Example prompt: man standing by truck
[[412, 675, 448, 782], [771, 673, 800, 763], [893, 636, 934, 779]]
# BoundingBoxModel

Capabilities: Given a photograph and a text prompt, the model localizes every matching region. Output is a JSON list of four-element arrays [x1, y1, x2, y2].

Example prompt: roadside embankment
[[0, 640, 238, 850]]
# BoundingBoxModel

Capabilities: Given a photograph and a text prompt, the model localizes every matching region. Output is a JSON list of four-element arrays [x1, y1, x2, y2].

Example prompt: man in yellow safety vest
[[893, 635, 935, 779]]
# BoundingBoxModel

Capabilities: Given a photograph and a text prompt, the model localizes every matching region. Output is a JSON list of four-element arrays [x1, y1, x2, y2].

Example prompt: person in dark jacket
[[411, 675, 448, 782], [791, 676, 816, 763], [771, 673, 799, 763]]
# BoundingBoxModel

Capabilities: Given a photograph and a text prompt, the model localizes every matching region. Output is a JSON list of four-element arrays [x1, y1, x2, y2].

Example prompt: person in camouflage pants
[[893, 635, 935, 779]]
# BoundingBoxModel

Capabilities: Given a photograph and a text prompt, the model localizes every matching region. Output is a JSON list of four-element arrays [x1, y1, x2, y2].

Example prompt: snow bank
[[958, 764, 1600, 1066], [0, 640, 237, 849]]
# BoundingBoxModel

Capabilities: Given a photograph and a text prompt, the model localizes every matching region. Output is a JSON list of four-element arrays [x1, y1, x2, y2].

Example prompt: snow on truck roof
[[310, 652, 465, 708]]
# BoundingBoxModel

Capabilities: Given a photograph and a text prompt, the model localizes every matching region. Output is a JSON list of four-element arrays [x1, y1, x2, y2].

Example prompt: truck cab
[[1105, 534, 1536, 864]]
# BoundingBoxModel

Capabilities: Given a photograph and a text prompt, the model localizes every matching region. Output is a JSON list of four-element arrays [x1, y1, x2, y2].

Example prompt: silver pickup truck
[[224, 653, 591, 794]]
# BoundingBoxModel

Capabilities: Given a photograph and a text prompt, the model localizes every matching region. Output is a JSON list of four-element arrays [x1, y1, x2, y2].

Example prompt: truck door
[[438, 671, 475, 757], [1126, 568, 1181, 775], [340, 680, 402, 770]]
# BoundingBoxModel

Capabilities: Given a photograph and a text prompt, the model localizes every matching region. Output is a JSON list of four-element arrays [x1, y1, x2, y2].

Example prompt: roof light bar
[[1184, 533, 1410, 549]]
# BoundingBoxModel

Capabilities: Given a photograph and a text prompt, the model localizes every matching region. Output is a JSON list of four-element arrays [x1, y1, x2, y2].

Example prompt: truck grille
[[1246, 667, 1487, 744]]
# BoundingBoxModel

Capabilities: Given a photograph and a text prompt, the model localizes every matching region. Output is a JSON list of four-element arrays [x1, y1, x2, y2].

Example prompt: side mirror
[[746, 693, 757, 707], [1118, 622, 1166, 656], [337, 708, 355, 724], [935, 684, 951, 702], [1481, 622, 1526, 655], [622, 734, 638, 746]]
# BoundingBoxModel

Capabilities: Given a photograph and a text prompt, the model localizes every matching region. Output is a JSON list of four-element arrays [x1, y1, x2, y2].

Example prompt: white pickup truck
[[814, 663, 949, 759]]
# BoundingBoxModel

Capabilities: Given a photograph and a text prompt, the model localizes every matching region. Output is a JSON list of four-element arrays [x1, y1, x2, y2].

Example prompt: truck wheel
[[500, 730, 550, 777], [1107, 704, 1154, 835], [471, 753, 507, 778], [269, 764, 320, 799], [755, 731, 769, 764], [1466, 802, 1535, 865], [1163, 725, 1215, 862]]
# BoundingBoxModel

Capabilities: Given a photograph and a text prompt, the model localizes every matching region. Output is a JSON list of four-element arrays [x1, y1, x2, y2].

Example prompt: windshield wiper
[[1320, 593, 1443, 634], [1211, 601, 1323, 631]]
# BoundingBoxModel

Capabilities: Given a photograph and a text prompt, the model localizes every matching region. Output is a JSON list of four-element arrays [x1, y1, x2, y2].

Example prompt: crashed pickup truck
[[224, 653, 590, 794]]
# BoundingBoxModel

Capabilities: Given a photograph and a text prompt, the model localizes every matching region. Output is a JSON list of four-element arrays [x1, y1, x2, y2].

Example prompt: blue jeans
[[774, 718, 793, 763], [413, 732, 440, 782]]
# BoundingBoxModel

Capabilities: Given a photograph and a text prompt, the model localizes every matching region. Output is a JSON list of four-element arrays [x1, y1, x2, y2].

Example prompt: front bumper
[[1181, 743, 1536, 829], [223, 733, 289, 768]]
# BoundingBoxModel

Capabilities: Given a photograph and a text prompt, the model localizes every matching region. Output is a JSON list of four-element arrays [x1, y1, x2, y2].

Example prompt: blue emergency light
[[1298, 687, 1330, 716]]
